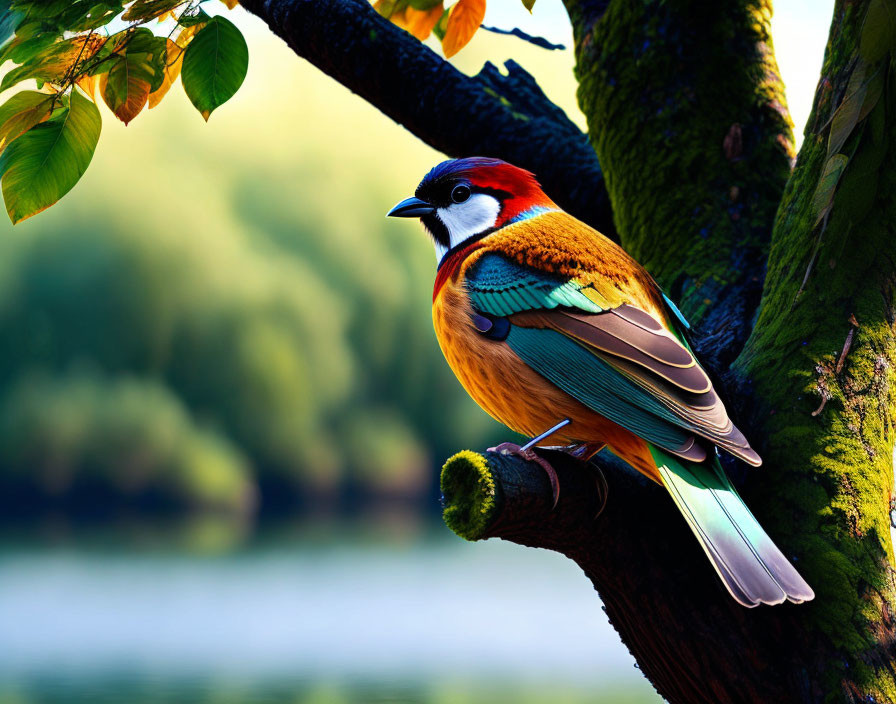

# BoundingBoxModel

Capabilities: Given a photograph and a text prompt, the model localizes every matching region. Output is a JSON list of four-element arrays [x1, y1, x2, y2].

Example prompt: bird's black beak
[[387, 196, 434, 218]]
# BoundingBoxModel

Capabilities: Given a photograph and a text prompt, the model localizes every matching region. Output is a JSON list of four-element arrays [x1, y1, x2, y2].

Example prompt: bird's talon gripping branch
[[488, 442, 561, 509]]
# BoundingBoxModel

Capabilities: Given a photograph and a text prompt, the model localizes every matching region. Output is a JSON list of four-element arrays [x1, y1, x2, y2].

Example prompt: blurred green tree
[[0, 207, 503, 514]]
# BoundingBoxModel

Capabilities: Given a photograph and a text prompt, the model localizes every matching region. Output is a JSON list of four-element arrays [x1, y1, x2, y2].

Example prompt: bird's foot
[[488, 442, 560, 509]]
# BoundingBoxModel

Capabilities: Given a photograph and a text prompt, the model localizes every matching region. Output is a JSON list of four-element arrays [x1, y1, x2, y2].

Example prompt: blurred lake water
[[0, 519, 661, 704]]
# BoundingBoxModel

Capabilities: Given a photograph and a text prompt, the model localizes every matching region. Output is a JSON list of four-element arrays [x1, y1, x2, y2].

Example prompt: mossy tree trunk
[[242, 0, 896, 700], [568, 0, 793, 369], [732, 0, 896, 696]]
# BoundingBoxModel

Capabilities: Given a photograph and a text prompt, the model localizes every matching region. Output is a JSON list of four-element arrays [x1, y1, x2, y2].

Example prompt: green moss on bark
[[441, 450, 498, 541], [567, 0, 792, 330], [733, 2, 896, 699], [562, 0, 896, 699]]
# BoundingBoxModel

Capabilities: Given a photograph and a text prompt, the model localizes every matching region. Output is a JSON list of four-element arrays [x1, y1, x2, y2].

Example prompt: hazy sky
[[476, 0, 833, 147]]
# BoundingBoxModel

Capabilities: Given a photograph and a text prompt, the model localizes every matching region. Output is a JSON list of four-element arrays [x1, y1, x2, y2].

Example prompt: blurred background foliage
[[0, 9, 571, 521], [0, 129, 509, 518]]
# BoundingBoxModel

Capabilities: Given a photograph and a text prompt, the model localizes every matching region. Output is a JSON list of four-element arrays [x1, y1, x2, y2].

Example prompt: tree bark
[[238, 0, 896, 700]]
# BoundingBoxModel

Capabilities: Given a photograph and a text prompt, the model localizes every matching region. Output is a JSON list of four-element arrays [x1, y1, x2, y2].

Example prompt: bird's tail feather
[[649, 445, 814, 607]]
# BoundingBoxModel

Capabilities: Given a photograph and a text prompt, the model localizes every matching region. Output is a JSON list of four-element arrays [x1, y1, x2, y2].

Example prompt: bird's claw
[[488, 441, 560, 509]]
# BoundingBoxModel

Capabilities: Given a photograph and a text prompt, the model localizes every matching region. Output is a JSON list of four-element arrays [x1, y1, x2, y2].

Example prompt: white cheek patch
[[435, 194, 501, 254]]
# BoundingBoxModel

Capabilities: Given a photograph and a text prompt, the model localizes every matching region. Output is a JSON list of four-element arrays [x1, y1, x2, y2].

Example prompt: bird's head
[[387, 157, 557, 262]]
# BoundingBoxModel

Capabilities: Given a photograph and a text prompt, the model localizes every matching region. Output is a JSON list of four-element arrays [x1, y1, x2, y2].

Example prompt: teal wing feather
[[662, 292, 690, 331], [462, 254, 811, 606], [505, 325, 693, 451], [466, 253, 604, 316], [464, 252, 760, 466]]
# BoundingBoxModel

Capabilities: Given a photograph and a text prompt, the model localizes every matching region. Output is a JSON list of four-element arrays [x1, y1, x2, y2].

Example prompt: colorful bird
[[388, 157, 814, 607]]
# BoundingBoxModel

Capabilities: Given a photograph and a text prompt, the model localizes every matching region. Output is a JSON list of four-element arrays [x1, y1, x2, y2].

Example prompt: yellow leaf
[[388, 6, 408, 27], [148, 39, 183, 109], [175, 22, 204, 49], [76, 73, 97, 98], [441, 0, 485, 57], [1, 34, 105, 92], [219, 0, 240, 7], [393, 4, 444, 40], [372, 0, 397, 18], [0, 91, 55, 152], [100, 67, 151, 126]]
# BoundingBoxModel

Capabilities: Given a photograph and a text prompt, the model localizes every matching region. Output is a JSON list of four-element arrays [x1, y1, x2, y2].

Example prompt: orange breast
[[432, 280, 660, 482]]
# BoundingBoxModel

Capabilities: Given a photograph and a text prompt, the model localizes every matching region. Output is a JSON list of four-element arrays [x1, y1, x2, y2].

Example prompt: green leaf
[[181, 16, 248, 121], [827, 63, 871, 158], [521, 0, 536, 11], [869, 84, 886, 145], [811, 153, 849, 225], [71, 3, 124, 32], [407, 0, 442, 9], [100, 29, 167, 125], [0, 88, 101, 224], [10, 0, 74, 21], [833, 130, 886, 228], [0, 90, 55, 151], [1, 32, 59, 66], [16, 0, 123, 32], [0, 34, 103, 92], [859, 0, 896, 63], [121, 0, 181, 21]]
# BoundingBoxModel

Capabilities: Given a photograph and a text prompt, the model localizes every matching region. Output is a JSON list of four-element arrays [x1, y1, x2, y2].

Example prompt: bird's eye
[[451, 185, 471, 203]]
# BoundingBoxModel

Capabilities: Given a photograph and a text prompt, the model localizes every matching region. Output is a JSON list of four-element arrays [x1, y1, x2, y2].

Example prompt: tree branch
[[442, 449, 817, 703], [238, 0, 615, 235]]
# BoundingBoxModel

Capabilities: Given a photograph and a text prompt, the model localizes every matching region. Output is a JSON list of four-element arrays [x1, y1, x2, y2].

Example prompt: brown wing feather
[[510, 306, 762, 467]]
